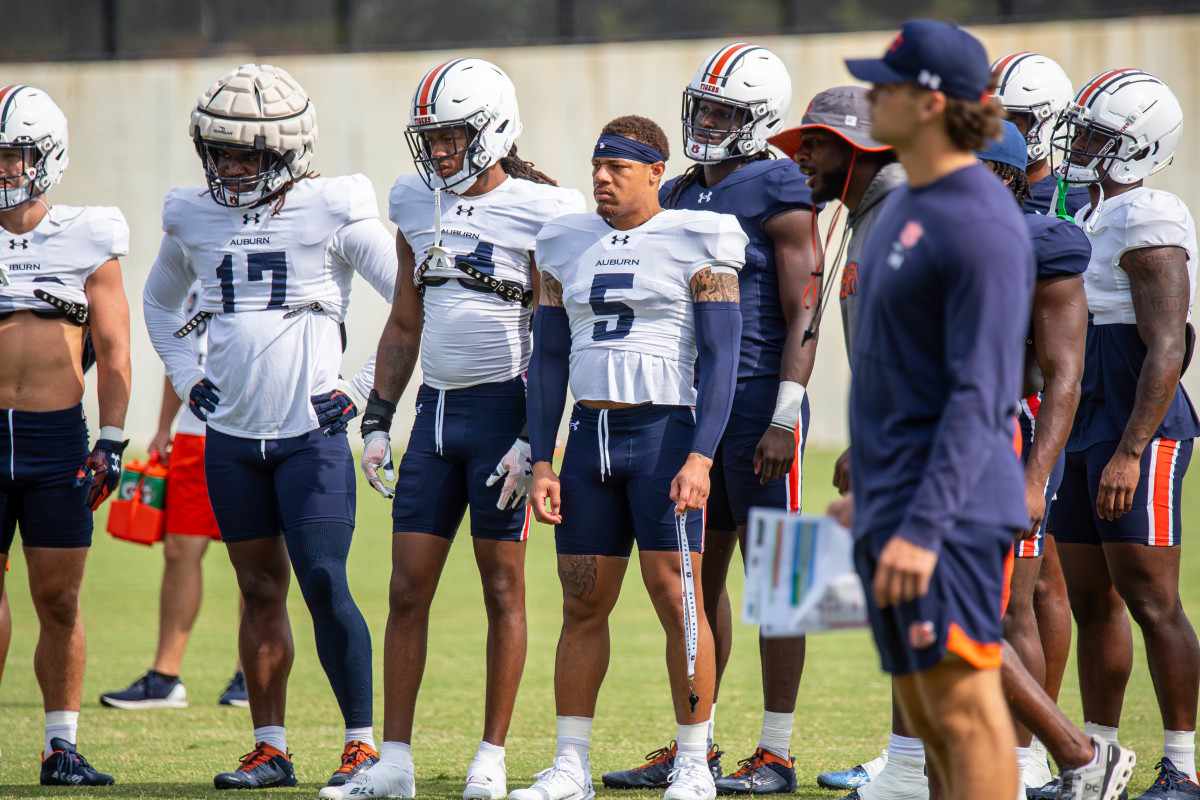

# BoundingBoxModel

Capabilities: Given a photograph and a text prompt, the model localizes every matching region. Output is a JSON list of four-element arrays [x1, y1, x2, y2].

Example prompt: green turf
[[0, 448, 1197, 798]]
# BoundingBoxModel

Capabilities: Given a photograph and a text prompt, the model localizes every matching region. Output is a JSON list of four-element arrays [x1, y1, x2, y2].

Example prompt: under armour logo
[[611, 234, 629, 245], [697, 191, 713, 204], [242, 213, 261, 225], [570, 419, 580, 431], [9, 239, 28, 249], [456, 205, 474, 216], [415, 403, 423, 416]]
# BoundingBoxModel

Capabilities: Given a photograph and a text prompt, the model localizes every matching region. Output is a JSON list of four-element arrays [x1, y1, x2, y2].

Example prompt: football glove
[[361, 431, 396, 499], [75, 438, 129, 510], [188, 377, 220, 421], [486, 438, 532, 511], [312, 388, 358, 437]]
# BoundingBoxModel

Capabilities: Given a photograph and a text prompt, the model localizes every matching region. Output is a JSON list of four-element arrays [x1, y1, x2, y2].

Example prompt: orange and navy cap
[[768, 86, 890, 158]]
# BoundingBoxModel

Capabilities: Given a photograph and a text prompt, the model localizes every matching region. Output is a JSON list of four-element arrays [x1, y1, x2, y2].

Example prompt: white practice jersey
[[535, 209, 747, 406], [1076, 187, 1198, 325], [174, 281, 210, 438], [389, 174, 585, 390], [143, 175, 396, 439], [0, 205, 128, 316]]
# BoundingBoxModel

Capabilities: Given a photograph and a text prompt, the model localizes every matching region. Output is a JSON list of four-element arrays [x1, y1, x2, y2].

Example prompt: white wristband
[[770, 381, 806, 431], [99, 426, 125, 442]]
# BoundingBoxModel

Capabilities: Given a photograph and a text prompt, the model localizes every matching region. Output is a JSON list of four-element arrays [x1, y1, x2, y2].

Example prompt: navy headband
[[593, 133, 666, 164]]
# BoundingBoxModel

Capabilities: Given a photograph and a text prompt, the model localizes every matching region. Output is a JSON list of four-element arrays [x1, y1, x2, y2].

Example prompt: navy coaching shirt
[[849, 162, 1034, 552], [661, 159, 815, 380]]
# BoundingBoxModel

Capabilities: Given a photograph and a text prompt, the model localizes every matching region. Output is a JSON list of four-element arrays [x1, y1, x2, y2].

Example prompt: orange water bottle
[[106, 459, 146, 540], [126, 454, 168, 546]]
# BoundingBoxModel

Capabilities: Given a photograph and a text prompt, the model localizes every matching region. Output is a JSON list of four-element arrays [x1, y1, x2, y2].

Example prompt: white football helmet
[[0, 85, 68, 210], [990, 52, 1074, 163], [190, 63, 317, 207], [682, 43, 791, 164], [405, 58, 522, 191], [1053, 69, 1182, 185]]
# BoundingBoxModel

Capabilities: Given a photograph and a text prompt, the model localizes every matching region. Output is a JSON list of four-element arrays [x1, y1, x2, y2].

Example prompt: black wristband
[[97, 438, 129, 455], [360, 389, 397, 439]]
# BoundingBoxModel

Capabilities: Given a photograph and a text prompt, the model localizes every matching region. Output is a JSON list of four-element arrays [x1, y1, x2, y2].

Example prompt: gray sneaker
[[1058, 737, 1136, 800]]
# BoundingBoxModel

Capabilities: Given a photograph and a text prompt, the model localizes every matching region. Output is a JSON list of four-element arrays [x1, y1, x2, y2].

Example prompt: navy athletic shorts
[[556, 403, 703, 557], [204, 426, 356, 543], [0, 404, 92, 550], [1015, 394, 1066, 558], [854, 521, 1015, 676], [391, 377, 531, 541], [1050, 437, 1192, 547], [707, 376, 810, 531]]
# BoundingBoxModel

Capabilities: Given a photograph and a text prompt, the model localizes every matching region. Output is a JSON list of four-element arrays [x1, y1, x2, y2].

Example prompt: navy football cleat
[[1131, 759, 1199, 800], [214, 743, 297, 789], [603, 741, 724, 789], [219, 671, 250, 707], [40, 738, 115, 786], [715, 748, 797, 795]]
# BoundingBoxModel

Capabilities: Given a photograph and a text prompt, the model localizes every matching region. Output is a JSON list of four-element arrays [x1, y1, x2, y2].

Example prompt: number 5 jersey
[[143, 174, 397, 438]]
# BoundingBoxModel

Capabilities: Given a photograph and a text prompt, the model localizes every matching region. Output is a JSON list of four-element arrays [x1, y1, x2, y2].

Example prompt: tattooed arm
[[1097, 244, 1191, 519], [689, 266, 741, 303], [372, 231, 424, 404], [539, 273, 564, 307]]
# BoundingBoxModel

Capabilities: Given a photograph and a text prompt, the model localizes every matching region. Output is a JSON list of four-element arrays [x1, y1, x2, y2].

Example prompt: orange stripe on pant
[[1149, 438, 1178, 546]]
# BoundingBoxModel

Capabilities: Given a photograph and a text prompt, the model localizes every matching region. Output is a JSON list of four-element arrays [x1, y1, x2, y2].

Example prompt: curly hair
[[988, 160, 1031, 206], [499, 144, 558, 186], [600, 115, 671, 160], [944, 93, 1004, 154], [662, 150, 773, 209]]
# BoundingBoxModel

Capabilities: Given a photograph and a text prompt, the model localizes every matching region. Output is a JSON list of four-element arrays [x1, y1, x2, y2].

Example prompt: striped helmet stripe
[[0, 85, 28, 135], [704, 43, 759, 87], [1078, 68, 1141, 107], [992, 52, 1033, 92], [414, 59, 465, 113]]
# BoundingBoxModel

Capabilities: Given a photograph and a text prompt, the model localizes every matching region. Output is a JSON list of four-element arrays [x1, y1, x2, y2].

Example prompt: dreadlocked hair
[[663, 150, 774, 209], [267, 171, 318, 216], [992, 161, 1030, 206], [500, 145, 558, 186]]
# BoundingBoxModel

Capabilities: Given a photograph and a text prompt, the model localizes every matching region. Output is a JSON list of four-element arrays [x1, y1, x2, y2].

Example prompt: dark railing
[[4, 0, 1199, 62]]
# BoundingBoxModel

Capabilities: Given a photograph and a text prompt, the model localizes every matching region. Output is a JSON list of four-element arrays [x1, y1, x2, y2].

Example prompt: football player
[[603, 44, 816, 795], [101, 281, 247, 711], [142, 64, 395, 790], [0, 85, 131, 786], [1049, 70, 1200, 800], [513, 114, 746, 800], [325, 58, 584, 800]]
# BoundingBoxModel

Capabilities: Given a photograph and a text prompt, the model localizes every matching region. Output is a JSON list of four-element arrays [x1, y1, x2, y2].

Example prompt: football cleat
[[667, 754, 718, 800], [40, 738, 115, 786], [1029, 778, 1060, 800], [328, 741, 381, 787], [100, 669, 188, 709], [715, 748, 796, 795], [819, 752, 889, 791], [603, 741, 724, 789], [1130, 758, 1197, 800], [1025, 757, 1054, 791], [841, 755, 928, 800], [219, 671, 250, 707], [509, 757, 594, 800], [465, 757, 508, 800], [318, 760, 416, 799], [214, 743, 297, 789]]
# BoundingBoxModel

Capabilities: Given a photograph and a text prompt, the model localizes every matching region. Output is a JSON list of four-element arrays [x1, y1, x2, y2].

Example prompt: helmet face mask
[[194, 136, 293, 208], [0, 144, 46, 210], [0, 86, 69, 211], [404, 117, 493, 191], [681, 90, 759, 163]]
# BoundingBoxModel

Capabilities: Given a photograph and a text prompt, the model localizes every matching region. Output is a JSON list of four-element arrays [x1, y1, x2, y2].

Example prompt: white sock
[[556, 716, 592, 773], [1164, 730, 1197, 782], [45, 711, 79, 756], [678, 721, 708, 763], [887, 733, 925, 762], [757, 711, 793, 759], [1030, 736, 1047, 765], [380, 741, 413, 767], [474, 741, 505, 766], [346, 727, 375, 749], [707, 703, 717, 751], [1016, 746, 1030, 775], [253, 726, 287, 753], [1084, 722, 1119, 746]]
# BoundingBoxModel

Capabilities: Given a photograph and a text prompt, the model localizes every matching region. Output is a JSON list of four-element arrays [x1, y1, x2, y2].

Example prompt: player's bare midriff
[[0, 311, 86, 412], [578, 399, 652, 410]]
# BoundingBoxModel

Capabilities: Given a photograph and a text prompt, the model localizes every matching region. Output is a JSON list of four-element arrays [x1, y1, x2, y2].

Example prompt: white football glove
[[361, 431, 396, 499], [486, 438, 532, 511]]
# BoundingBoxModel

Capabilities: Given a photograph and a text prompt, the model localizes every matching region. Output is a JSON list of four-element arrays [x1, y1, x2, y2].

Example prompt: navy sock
[[283, 521, 373, 728]]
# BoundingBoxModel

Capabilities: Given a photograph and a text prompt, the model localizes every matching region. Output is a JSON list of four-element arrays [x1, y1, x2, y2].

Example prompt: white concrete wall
[[5, 14, 1200, 449]]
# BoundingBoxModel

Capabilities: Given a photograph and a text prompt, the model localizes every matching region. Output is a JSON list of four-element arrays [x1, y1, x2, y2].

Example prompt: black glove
[[360, 389, 397, 440], [189, 378, 220, 421], [75, 438, 129, 510], [312, 388, 358, 436]]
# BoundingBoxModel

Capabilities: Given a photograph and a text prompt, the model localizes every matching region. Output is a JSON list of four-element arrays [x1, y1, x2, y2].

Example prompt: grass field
[[0, 447, 1197, 799]]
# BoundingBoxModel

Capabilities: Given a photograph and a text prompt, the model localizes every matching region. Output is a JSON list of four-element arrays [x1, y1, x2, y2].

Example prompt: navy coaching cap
[[845, 19, 992, 101], [976, 120, 1028, 171]]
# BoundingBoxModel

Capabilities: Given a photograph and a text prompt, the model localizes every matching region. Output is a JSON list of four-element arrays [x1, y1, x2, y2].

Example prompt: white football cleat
[[318, 759, 416, 799], [509, 757, 593, 800], [465, 757, 508, 800], [664, 755, 716, 800], [1057, 737, 1135, 800], [851, 754, 929, 800]]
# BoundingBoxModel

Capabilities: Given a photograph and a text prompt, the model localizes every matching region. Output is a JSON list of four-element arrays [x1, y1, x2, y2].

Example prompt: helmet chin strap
[[1085, 181, 1107, 236]]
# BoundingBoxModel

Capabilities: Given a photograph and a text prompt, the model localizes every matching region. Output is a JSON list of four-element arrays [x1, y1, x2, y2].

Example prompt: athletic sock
[[1164, 730, 1197, 782], [474, 741, 506, 766], [44, 711, 79, 756], [1015, 746, 1030, 776], [887, 733, 925, 762], [678, 721, 708, 763], [346, 727, 375, 749], [1083, 722, 1119, 746], [707, 703, 718, 752], [556, 716, 592, 773], [380, 741, 413, 767], [253, 726, 287, 754], [757, 711, 793, 759], [1029, 736, 1048, 767]]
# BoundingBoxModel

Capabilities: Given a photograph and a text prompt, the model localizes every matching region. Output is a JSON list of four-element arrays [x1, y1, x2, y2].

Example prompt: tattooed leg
[[554, 553, 628, 716]]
